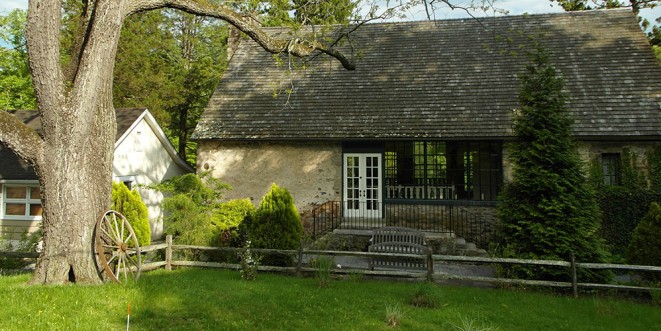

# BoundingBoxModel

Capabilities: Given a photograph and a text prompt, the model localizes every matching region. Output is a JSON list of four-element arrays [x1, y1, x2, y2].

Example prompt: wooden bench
[[368, 227, 429, 270]]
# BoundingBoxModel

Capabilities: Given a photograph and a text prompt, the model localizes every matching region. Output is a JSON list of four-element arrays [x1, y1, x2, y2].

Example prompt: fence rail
[[3, 236, 660, 298], [152, 237, 661, 297]]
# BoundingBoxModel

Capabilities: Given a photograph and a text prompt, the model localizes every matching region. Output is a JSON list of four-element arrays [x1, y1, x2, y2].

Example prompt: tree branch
[[0, 111, 44, 166], [126, 0, 355, 70]]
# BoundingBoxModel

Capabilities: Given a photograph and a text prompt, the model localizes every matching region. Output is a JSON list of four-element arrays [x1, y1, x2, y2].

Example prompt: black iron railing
[[311, 201, 495, 248]]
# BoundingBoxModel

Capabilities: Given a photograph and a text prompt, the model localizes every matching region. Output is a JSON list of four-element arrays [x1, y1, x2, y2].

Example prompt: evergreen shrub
[[597, 187, 661, 257], [111, 182, 151, 246], [627, 202, 661, 281], [239, 184, 303, 266]]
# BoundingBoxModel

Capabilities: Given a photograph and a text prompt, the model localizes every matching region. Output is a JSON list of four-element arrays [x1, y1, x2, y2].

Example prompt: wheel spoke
[[96, 211, 141, 284], [101, 226, 118, 244], [107, 252, 118, 265], [111, 214, 121, 242], [126, 255, 139, 268], [120, 217, 125, 244], [124, 231, 133, 244]]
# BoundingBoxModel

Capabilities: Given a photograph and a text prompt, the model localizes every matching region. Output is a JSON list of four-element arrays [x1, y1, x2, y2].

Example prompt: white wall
[[113, 116, 191, 239]]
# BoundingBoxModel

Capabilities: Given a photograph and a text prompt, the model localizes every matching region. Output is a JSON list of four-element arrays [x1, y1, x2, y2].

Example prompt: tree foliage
[[240, 183, 303, 250], [0, 9, 35, 110], [114, 10, 228, 163], [111, 182, 151, 246], [496, 46, 609, 282], [154, 173, 253, 252], [550, 0, 659, 13], [627, 202, 661, 276], [264, 0, 355, 26]]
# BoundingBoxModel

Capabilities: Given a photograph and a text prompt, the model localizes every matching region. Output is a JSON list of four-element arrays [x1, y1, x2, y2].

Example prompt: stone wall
[[197, 140, 342, 212], [578, 141, 661, 185]]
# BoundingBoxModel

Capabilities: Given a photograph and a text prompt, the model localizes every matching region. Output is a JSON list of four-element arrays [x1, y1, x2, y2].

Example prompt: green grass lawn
[[0, 268, 659, 330]]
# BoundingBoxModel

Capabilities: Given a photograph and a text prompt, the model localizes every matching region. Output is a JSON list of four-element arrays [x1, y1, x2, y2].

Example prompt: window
[[385, 141, 502, 201], [601, 153, 621, 186], [2, 184, 43, 220]]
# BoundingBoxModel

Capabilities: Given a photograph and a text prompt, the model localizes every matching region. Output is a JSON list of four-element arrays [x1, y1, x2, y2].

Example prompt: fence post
[[426, 249, 434, 282], [296, 240, 304, 277], [165, 235, 173, 271], [570, 253, 578, 298]]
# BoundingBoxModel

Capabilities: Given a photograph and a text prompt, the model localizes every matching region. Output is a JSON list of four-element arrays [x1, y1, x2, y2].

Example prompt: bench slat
[[368, 227, 429, 270]]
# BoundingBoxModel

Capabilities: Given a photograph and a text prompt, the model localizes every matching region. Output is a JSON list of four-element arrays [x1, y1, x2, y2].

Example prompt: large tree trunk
[[26, 0, 123, 285], [30, 104, 116, 284]]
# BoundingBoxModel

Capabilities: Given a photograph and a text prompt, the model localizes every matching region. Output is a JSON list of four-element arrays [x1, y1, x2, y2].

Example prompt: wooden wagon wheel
[[95, 210, 142, 283]]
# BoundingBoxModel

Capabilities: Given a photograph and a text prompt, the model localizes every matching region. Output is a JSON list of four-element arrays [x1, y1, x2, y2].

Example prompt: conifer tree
[[496, 46, 609, 282]]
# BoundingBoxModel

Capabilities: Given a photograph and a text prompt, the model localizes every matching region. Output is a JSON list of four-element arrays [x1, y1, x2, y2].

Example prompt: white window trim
[[1, 182, 43, 221]]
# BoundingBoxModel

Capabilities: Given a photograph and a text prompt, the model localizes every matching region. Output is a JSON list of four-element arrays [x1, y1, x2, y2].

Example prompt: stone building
[[192, 9, 661, 243]]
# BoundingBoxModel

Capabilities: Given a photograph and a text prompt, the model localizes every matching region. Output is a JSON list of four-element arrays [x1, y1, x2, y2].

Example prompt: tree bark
[[25, 0, 124, 284]]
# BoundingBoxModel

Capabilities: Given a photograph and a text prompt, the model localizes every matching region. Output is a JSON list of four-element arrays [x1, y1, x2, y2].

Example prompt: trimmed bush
[[239, 184, 303, 265], [627, 202, 661, 281], [111, 182, 150, 246]]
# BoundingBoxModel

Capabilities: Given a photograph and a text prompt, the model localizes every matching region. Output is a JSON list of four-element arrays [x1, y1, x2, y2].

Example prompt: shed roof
[[193, 9, 661, 141]]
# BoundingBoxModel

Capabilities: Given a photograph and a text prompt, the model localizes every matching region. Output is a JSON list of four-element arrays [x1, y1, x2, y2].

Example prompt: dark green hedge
[[597, 187, 661, 257]]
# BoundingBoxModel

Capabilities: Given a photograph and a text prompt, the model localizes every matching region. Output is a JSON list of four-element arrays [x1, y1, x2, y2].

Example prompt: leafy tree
[[113, 10, 228, 163], [627, 202, 661, 279], [0, 9, 35, 110], [111, 182, 151, 246], [496, 46, 609, 282], [112, 10, 178, 125], [0, 0, 356, 285]]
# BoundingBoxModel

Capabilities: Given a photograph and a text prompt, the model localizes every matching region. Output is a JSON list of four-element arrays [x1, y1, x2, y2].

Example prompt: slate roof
[[193, 9, 661, 141], [0, 108, 148, 180]]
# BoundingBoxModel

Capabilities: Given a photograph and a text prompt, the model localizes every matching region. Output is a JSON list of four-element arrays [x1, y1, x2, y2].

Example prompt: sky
[[1, 0, 659, 19], [0, 0, 659, 29]]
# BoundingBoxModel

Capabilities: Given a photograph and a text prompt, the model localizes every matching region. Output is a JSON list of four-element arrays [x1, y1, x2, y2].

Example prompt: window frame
[[601, 153, 621, 186], [1, 182, 43, 221], [384, 141, 502, 202]]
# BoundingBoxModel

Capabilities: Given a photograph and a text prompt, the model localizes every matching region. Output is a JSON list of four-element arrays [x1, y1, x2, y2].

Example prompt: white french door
[[343, 153, 382, 218]]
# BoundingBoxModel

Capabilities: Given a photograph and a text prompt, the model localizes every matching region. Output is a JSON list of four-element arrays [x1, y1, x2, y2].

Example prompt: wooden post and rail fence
[[2, 234, 660, 298]]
